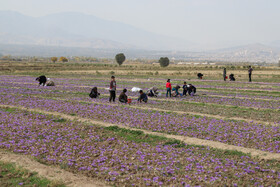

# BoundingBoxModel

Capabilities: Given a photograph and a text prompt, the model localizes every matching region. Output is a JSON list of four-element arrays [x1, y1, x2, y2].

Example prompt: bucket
[[127, 98, 132, 104]]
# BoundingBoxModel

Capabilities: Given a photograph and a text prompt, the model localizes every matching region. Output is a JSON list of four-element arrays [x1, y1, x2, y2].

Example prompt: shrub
[[159, 57, 169, 67], [50, 57, 58, 63], [59, 57, 68, 62], [115, 53, 126, 66]]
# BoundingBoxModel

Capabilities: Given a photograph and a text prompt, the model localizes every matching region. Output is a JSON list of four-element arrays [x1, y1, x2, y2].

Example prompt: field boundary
[[0, 150, 108, 187], [1, 104, 279, 161]]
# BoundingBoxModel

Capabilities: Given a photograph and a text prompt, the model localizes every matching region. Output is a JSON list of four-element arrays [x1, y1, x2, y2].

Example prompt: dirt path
[[0, 150, 108, 187], [1, 104, 279, 161]]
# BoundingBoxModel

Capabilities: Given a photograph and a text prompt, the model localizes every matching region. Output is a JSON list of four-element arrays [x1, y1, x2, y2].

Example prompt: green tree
[[159, 57, 170, 67], [59, 57, 68, 62], [51, 57, 58, 63], [115, 53, 126, 66]]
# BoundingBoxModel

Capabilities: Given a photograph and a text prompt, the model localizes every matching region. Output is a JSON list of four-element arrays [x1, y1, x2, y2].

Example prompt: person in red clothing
[[166, 79, 172, 97]]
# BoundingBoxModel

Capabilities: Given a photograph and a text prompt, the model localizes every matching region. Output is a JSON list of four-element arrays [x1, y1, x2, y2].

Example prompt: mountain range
[[0, 10, 279, 62], [0, 10, 192, 51]]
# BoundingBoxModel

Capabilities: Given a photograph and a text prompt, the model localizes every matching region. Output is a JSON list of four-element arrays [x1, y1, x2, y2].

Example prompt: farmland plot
[[0, 73, 279, 186]]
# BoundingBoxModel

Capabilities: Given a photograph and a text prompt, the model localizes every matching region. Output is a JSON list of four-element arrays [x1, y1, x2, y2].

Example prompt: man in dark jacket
[[138, 90, 148, 103], [248, 66, 253, 82], [183, 82, 188, 96], [36, 75, 47, 86], [119, 89, 128, 103], [109, 76, 116, 102], [223, 68, 227, 81]]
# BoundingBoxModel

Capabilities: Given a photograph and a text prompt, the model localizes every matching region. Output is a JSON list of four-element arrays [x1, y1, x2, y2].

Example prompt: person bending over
[[36, 75, 47, 87], [172, 85, 181, 97], [187, 84, 196, 96], [119, 89, 128, 103], [147, 87, 158, 97], [138, 90, 148, 103]]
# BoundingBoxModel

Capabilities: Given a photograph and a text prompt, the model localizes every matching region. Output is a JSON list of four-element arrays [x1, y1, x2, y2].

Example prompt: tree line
[[50, 53, 171, 67]]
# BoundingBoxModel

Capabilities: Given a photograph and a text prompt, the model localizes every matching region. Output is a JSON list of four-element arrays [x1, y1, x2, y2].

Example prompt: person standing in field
[[248, 66, 253, 82], [166, 79, 172, 97], [183, 82, 188, 96], [109, 76, 116, 102], [223, 68, 227, 81]]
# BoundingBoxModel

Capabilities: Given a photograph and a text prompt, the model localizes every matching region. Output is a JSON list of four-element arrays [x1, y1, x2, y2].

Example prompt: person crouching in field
[[46, 78, 55, 86], [147, 87, 158, 97], [229, 74, 235, 81], [166, 79, 172, 97], [138, 90, 148, 103], [36, 75, 47, 86], [89, 87, 100, 98], [172, 85, 181, 97], [119, 89, 128, 103]]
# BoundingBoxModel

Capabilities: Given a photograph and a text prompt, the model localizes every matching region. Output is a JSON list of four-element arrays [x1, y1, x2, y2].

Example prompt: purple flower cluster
[[0, 93, 279, 153], [0, 109, 279, 186]]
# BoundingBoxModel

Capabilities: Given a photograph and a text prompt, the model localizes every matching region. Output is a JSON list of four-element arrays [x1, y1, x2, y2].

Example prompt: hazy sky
[[1, 0, 280, 48]]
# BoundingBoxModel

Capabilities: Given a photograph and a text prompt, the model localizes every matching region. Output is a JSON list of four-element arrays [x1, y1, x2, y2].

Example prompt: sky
[[1, 0, 280, 48]]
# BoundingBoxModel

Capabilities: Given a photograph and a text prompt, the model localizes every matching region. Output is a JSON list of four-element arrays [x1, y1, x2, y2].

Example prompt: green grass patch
[[0, 161, 65, 187], [214, 149, 251, 157], [0, 107, 17, 113], [52, 118, 67, 123], [104, 125, 167, 145]]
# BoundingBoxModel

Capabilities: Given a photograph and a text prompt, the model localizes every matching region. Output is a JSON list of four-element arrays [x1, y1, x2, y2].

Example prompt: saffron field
[[0, 63, 279, 186]]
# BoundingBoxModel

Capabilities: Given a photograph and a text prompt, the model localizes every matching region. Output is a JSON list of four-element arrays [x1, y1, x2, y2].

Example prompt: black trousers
[[109, 91, 116, 102], [249, 73, 252, 82]]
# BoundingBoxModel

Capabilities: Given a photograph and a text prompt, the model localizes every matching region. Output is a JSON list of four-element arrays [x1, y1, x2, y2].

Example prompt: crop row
[[1, 75, 280, 91], [0, 109, 279, 186], [1, 78, 280, 109], [0, 93, 279, 153]]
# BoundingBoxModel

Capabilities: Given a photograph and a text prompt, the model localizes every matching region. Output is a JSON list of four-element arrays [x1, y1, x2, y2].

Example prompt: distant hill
[[269, 40, 280, 49], [0, 11, 192, 50]]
